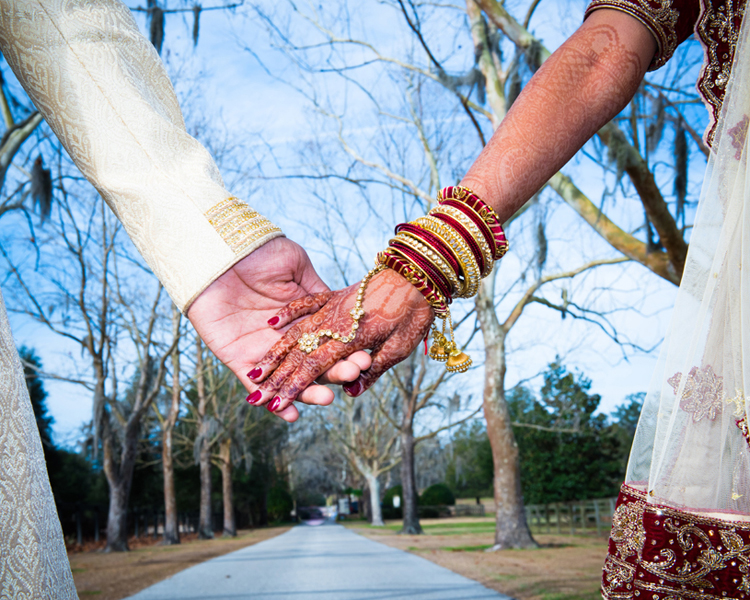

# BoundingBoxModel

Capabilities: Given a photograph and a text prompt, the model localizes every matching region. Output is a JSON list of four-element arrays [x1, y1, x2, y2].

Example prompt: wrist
[[375, 186, 509, 373]]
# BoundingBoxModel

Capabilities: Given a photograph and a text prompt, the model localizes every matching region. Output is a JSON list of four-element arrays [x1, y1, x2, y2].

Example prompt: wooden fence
[[524, 497, 618, 535]]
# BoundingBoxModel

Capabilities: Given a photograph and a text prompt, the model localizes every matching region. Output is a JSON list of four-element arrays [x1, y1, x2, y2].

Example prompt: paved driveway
[[125, 523, 514, 600]]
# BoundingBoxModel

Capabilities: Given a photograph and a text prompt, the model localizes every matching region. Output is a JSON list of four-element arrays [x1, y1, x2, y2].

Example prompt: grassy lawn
[[346, 517, 607, 600]]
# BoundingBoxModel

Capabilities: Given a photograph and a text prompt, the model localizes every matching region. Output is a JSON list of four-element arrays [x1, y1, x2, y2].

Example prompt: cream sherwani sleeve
[[0, 0, 283, 311], [0, 1, 281, 597]]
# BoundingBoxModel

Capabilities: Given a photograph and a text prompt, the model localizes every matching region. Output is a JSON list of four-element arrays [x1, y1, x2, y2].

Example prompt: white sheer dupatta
[[626, 6, 750, 516]]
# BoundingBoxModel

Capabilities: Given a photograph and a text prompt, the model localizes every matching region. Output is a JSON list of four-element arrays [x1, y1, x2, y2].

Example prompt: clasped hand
[[246, 267, 435, 414]]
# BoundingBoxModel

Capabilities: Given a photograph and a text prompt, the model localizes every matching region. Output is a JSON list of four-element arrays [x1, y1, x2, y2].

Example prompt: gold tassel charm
[[428, 322, 449, 362], [428, 310, 471, 373], [446, 341, 472, 373]]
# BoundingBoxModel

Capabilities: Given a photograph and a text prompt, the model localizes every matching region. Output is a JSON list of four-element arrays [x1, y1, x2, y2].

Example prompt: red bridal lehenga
[[594, 0, 750, 597]]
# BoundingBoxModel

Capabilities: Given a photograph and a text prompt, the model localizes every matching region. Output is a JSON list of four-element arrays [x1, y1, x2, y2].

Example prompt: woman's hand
[[246, 268, 435, 412]]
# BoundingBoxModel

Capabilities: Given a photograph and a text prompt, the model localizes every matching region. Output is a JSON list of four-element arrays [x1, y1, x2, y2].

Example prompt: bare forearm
[[461, 9, 656, 220]]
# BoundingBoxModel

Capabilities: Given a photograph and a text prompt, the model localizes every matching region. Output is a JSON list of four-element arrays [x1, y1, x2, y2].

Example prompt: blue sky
[[2, 0, 704, 445]]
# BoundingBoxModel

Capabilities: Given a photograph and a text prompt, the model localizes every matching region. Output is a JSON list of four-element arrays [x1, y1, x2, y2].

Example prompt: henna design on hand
[[250, 268, 435, 411]]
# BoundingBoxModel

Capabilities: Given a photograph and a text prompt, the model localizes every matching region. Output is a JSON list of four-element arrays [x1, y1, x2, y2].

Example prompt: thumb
[[295, 249, 331, 295]]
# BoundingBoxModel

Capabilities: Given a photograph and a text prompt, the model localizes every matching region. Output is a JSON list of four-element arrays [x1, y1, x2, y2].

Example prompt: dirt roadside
[[347, 519, 607, 600], [69, 527, 290, 600]]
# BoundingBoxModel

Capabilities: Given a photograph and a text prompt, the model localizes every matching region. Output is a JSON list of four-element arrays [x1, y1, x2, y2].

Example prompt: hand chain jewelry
[[298, 264, 386, 354]]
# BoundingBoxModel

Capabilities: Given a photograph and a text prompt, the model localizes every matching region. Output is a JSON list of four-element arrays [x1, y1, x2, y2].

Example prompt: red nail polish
[[344, 381, 362, 397], [268, 316, 279, 326], [247, 391, 262, 404], [266, 396, 281, 411], [248, 368, 262, 380]]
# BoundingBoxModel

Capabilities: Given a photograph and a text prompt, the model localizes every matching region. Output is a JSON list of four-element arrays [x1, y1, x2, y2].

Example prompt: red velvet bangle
[[430, 212, 486, 277], [438, 186, 509, 260], [395, 223, 461, 276], [390, 241, 453, 302], [439, 199, 496, 258], [378, 250, 448, 314]]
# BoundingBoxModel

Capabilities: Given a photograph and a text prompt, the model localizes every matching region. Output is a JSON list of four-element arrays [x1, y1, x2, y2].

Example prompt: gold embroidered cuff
[[205, 197, 283, 255]]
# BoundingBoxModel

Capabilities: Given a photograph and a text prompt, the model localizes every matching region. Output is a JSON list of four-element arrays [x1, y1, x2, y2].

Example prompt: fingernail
[[344, 381, 362, 397], [248, 368, 262, 380], [247, 391, 262, 404], [267, 396, 281, 412], [268, 316, 279, 326]]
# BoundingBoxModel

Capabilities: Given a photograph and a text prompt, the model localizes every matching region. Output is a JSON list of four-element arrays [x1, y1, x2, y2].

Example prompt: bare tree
[[320, 385, 401, 526], [193, 338, 214, 539], [248, 0, 698, 549], [374, 353, 481, 534], [2, 182, 176, 551], [150, 305, 185, 544], [186, 346, 261, 537]]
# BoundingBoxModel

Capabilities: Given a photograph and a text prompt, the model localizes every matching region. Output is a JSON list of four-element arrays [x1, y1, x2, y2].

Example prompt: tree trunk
[[361, 480, 371, 522], [476, 276, 537, 549], [366, 472, 384, 527], [400, 424, 422, 534], [219, 438, 236, 537], [196, 339, 213, 539], [199, 440, 213, 538], [105, 479, 130, 552], [102, 413, 140, 552], [162, 307, 181, 545]]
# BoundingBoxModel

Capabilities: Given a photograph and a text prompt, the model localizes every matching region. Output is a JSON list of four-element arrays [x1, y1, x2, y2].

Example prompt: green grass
[[348, 519, 501, 536], [442, 543, 494, 552], [540, 593, 601, 600], [71, 568, 86, 573]]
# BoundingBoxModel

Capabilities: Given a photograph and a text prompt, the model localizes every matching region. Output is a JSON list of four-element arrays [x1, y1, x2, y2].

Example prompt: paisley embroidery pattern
[[602, 485, 750, 598], [611, 500, 647, 560], [668, 365, 725, 422], [0, 293, 77, 598], [728, 114, 749, 159]]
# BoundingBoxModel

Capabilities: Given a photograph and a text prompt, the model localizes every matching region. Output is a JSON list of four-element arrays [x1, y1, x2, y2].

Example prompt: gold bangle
[[390, 231, 462, 295], [384, 246, 449, 310], [414, 216, 480, 298], [429, 205, 494, 278]]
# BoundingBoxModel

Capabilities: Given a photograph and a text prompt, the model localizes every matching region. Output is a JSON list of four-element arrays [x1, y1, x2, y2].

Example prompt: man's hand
[[187, 237, 371, 422]]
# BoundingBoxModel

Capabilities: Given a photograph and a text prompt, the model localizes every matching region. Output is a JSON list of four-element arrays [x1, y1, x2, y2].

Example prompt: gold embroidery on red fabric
[[611, 501, 647, 560], [738, 417, 750, 448], [602, 554, 636, 597], [602, 485, 750, 599], [585, 0, 680, 69], [696, 0, 747, 147], [639, 519, 747, 588]]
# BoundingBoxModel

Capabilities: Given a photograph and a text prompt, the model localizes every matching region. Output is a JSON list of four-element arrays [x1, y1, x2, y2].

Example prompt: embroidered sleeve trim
[[585, 0, 680, 70], [695, 0, 747, 148], [205, 197, 284, 255]]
